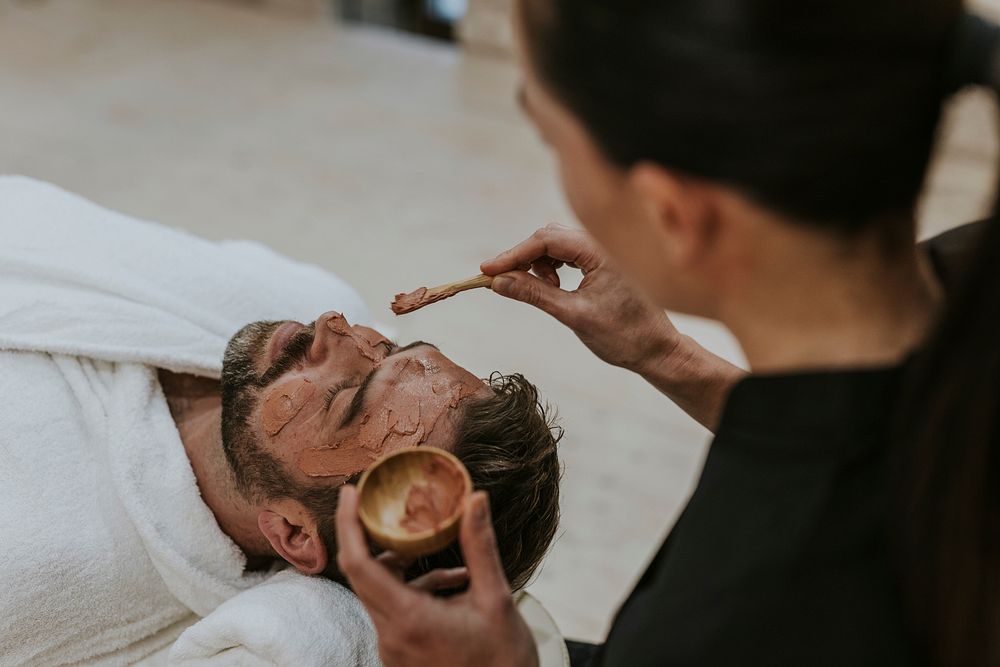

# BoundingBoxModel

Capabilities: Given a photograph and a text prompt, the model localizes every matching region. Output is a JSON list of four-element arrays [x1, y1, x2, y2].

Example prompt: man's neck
[[157, 370, 273, 569], [720, 231, 943, 374]]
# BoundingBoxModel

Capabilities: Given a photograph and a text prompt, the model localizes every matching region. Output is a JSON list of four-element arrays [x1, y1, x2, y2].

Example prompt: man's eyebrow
[[341, 369, 377, 428], [339, 341, 438, 427]]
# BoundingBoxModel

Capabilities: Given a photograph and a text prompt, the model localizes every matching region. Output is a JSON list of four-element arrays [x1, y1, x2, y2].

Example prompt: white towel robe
[[0, 177, 377, 666]]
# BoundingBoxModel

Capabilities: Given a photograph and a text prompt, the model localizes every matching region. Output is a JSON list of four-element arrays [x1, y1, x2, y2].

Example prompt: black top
[[587, 222, 990, 667], [596, 367, 911, 666]]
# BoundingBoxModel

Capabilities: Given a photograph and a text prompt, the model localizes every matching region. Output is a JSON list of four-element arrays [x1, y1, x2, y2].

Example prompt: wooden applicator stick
[[391, 274, 494, 315]]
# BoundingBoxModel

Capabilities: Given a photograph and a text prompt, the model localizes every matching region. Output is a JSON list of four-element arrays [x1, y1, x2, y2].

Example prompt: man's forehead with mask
[[296, 351, 487, 480], [250, 315, 489, 484]]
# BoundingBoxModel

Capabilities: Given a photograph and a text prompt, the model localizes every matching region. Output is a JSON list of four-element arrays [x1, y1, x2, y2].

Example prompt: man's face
[[221, 311, 487, 490]]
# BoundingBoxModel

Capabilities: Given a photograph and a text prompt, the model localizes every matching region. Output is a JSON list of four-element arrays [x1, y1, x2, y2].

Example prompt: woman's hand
[[336, 486, 539, 667], [481, 224, 682, 375], [481, 224, 746, 431]]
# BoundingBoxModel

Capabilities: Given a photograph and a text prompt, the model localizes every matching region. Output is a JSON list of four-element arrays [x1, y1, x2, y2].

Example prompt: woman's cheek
[[562, 160, 626, 248], [558, 154, 599, 231]]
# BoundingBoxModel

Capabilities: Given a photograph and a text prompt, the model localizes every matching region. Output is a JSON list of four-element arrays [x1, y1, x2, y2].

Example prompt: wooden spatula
[[391, 274, 494, 315]]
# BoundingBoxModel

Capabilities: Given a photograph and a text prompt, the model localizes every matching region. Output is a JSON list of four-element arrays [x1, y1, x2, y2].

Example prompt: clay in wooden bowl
[[356, 447, 472, 558]]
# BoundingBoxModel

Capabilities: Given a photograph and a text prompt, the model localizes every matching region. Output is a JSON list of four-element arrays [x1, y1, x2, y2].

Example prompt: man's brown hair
[[410, 372, 562, 590], [310, 372, 562, 591], [224, 360, 562, 591]]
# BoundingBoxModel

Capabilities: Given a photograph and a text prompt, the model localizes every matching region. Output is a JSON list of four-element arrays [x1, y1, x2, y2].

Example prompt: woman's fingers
[[481, 225, 601, 276], [376, 551, 416, 579], [335, 486, 420, 618], [531, 259, 561, 287], [377, 552, 467, 592], [489, 271, 579, 326], [409, 567, 470, 593], [459, 492, 512, 603]]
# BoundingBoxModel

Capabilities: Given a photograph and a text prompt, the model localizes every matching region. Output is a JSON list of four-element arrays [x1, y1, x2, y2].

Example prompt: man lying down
[[0, 176, 561, 666]]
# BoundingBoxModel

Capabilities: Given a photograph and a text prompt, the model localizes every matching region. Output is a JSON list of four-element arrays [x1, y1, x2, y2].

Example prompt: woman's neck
[[719, 227, 943, 374]]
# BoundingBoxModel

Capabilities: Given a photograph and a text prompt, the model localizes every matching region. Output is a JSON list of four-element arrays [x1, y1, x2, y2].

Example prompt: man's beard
[[220, 320, 314, 501], [220, 320, 281, 396]]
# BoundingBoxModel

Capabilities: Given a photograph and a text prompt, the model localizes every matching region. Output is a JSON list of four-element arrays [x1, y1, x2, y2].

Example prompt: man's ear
[[258, 500, 328, 575], [628, 161, 719, 268]]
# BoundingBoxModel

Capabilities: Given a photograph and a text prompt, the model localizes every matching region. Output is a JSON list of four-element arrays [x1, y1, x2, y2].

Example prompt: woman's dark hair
[[891, 16, 1000, 665], [521, 0, 962, 232], [522, 1, 1000, 663], [894, 216, 1000, 665]]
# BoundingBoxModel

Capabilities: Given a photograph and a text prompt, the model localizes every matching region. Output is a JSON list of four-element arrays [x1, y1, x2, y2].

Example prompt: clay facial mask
[[297, 356, 482, 479], [261, 378, 316, 436], [325, 313, 390, 363], [399, 458, 466, 534]]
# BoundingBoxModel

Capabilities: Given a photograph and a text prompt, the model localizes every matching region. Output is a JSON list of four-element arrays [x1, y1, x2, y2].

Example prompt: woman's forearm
[[634, 334, 747, 432]]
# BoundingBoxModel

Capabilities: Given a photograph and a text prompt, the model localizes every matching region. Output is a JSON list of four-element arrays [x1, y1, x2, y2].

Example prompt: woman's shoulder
[[921, 219, 993, 293]]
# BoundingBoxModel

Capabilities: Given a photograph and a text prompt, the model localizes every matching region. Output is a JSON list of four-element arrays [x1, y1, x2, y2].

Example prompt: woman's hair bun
[[948, 13, 1000, 93]]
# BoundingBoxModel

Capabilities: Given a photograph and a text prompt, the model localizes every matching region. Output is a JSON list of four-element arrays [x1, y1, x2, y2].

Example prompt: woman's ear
[[258, 500, 328, 575], [628, 161, 719, 268]]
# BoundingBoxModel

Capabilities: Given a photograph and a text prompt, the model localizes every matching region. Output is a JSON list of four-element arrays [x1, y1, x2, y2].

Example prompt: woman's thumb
[[460, 492, 510, 597], [491, 271, 570, 322]]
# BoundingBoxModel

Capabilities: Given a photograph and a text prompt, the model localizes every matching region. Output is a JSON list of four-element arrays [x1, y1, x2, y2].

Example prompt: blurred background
[[0, 0, 996, 643]]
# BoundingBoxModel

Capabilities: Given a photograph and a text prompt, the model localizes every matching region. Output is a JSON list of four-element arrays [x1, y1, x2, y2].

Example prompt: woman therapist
[[336, 1, 1000, 665]]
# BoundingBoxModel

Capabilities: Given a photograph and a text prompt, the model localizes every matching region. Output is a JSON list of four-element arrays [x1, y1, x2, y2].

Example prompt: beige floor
[[0, 0, 995, 644]]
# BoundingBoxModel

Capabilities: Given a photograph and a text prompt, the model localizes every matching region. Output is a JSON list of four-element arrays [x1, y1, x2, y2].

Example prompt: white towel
[[169, 570, 381, 667], [0, 175, 373, 374], [0, 176, 381, 666]]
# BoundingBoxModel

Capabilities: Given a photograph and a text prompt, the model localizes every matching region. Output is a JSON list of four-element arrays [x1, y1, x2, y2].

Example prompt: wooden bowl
[[356, 447, 472, 558]]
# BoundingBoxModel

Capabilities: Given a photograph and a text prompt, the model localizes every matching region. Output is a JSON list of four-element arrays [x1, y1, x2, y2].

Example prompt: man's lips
[[267, 321, 305, 366]]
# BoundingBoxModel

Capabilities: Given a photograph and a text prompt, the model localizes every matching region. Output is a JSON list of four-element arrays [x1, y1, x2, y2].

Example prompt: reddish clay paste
[[391, 288, 464, 315], [399, 458, 467, 534], [295, 322, 482, 480], [390, 288, 428, 315], [326, 313, 389, 362], [261, 378, 316, 436]]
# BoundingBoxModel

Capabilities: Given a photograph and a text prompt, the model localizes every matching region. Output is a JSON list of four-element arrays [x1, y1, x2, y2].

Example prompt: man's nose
[[309, 311, 349, 364]]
